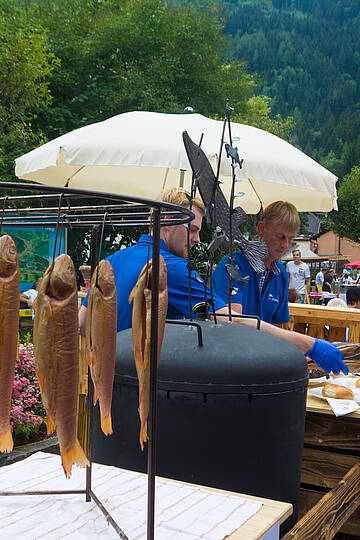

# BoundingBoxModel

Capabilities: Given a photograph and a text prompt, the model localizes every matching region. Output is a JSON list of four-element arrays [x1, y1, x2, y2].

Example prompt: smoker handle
[[165, 319, 203, 347]]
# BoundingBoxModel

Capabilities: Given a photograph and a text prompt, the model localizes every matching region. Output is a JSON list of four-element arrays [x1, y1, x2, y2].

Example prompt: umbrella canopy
[[15, 111, 338, 214], [344, 258, 360, 269]]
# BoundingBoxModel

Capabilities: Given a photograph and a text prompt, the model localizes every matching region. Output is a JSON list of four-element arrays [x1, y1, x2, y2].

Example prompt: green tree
[[0, 5, 58, 183], [234, 95, 294, 139], [25, 0, 259, 139], [327, 165, 360, 243]]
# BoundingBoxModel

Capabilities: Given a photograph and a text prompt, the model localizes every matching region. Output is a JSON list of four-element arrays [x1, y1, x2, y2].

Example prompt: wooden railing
[[287, 303, 360, 343]]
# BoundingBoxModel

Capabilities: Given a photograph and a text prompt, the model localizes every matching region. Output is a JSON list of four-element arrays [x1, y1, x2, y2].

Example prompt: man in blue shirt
[[79, 188, 227, 333], [79, 190, 347, 376], [212, 201, 300, 326]]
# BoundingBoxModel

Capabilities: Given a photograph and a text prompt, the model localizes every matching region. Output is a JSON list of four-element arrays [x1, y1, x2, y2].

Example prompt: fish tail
[[93, 387, 99, 406], [0, 426, 14, 453], [139, 421, 148, 451], [46, 413, 56, 435], [100, 413, 113, 436], [60, 439, 90, 479]]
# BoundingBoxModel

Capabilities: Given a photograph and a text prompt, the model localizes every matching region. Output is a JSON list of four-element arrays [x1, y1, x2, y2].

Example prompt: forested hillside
[[224, 0, 360, 181]]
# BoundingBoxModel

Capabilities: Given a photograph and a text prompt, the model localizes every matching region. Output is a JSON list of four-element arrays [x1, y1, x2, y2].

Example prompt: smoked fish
[[336, 344, 360, 358], [85, 259, 117, 436], [0, 235, 20, 453], [33, 254, 89, 477], [128, 256, 168, 450]]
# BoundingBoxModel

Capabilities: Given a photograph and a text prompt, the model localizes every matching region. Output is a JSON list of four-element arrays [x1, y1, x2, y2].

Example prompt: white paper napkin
[[309, 387, 360, 416]]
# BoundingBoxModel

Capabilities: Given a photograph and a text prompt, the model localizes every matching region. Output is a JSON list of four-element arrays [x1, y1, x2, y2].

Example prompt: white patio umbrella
[[15, 111, 338, 214]]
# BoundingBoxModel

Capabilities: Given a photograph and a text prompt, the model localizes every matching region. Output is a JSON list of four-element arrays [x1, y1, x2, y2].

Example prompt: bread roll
[[322, 383, 354, 400], [355, 379, 360, 389]]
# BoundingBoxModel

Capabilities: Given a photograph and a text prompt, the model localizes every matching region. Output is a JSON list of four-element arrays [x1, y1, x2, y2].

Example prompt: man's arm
[[20, 292, 30, 303], [215, 306, 313, 353], [214, 306, 348, 375], [20, 292, 34, 308], [230, 303, 242, 314], [78, 304, 87, 336]]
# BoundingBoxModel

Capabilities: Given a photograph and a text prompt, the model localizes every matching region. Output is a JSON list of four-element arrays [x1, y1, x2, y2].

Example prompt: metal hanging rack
[[0, 181, 193, 540]]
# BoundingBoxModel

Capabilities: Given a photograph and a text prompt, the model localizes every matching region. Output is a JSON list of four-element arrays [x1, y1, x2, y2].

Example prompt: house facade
[[312, 231, 360, 262]]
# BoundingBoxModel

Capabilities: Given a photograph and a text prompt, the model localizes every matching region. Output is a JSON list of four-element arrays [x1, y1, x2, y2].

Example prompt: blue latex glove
[[307, 338, 348, 375]]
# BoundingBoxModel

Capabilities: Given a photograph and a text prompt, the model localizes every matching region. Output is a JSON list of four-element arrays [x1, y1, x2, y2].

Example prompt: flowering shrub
[[11, 343, 46, 443]]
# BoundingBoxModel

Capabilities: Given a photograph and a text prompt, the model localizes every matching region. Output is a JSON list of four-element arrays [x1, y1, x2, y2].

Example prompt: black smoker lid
[[115, 320, 308, 394]]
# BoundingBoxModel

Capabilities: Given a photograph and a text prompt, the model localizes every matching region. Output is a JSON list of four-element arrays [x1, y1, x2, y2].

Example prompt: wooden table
[[300, 390, 360, 536], [227, 491, 292, 539], [288, 303, 360, 342]]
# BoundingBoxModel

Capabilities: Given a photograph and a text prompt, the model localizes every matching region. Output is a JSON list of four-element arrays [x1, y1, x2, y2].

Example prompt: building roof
[[282, 241, 320, 261]]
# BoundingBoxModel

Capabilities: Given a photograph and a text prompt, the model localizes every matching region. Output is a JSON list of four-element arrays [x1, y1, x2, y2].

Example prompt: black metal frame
[[0, 181, 193, 540]]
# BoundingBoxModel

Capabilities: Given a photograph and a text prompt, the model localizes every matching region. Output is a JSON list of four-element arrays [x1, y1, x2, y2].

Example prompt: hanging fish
[[182, 131, 268, 274], [0, 235, 20, 453], [128, 256, 168, 450], [33, 254, 89, 477], [85, 259, 117, 436]]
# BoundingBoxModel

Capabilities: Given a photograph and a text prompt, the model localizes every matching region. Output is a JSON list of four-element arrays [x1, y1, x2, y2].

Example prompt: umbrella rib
[[66, 165, 85, 186], [161, 168, 170, 191], [247, 178, 262, 210]]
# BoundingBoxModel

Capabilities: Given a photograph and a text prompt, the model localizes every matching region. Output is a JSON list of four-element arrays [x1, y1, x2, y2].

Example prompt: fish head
[[0, 234, 18, 278], [49, 254, 76, 300], [95, 260, 115, 296]]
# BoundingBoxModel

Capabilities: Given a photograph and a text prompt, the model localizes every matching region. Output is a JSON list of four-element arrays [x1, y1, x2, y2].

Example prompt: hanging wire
[[95, 211, 108, 289], [51, 194, 63, 267], [57, 214, 66, 257], [0, 196, 8, 236], [145, 208, 154, 286]]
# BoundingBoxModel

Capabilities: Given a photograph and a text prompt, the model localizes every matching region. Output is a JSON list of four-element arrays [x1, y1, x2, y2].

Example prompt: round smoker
[[92, 320, 308, 533]]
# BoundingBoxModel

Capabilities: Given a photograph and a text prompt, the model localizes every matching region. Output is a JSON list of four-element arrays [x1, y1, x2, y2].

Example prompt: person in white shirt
[[20, 277, 42, 319], [286, 248, 310, 303], [342, 271, 354, 285]]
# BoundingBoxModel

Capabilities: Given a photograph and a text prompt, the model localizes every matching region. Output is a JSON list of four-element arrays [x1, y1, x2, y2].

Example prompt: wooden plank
[[301, 447, 359, 489], [299, 486, 360, 538], [307, 323, 324, 339], [349, 322, 360, 344], [304, 412, 360, 451], [283, 464, 360, 539], [328, 326, 347, 342]]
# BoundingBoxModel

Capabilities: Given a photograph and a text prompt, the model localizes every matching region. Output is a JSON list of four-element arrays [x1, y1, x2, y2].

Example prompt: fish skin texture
[[0, 235, 20, 453], [34, 254, 89, 477], [129, 256, 168, 450], [85, 260, 117, 436]]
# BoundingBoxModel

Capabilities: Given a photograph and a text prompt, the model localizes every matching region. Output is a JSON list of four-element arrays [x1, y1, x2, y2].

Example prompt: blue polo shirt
[[83, 234, 226, 332], [212, 251, 290, 324]]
